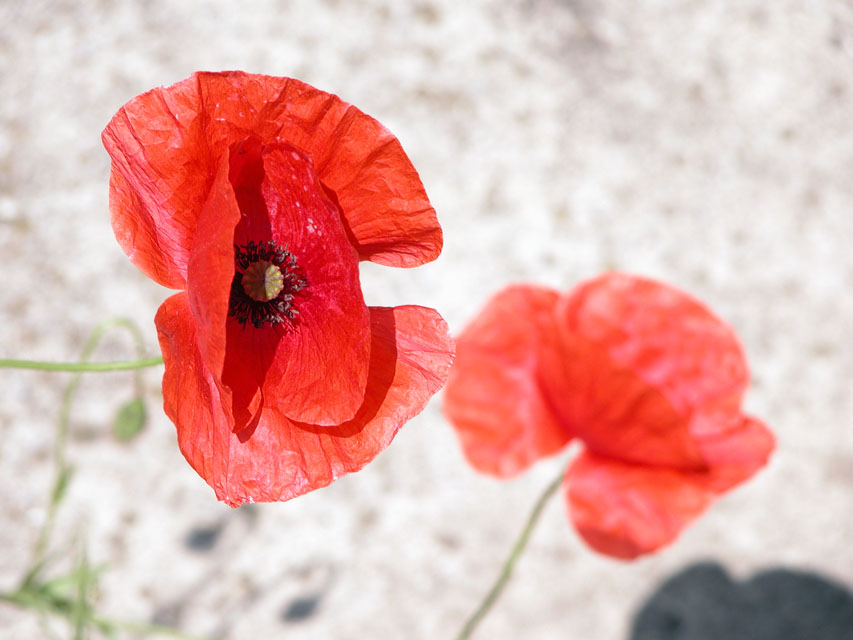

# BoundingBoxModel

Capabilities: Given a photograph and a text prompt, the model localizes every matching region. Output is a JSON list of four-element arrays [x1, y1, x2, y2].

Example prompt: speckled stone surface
[[1, 1, 852, 638]]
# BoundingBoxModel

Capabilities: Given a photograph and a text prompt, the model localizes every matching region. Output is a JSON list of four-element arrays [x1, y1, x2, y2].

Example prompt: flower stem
[[32, 317, 155, 564], [0, 317, 195, 639], [0, 587, 209, 640], [455, 469, 564, 640], [0, 357, 163, 371]]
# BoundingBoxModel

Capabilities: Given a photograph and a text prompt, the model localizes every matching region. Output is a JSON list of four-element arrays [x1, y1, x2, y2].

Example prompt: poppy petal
[[157, 298, 452, 506], [218, 142, 372, 427], [104, 71, 442, 281], [540, 332, 703, 469], [563, 272, 750, 415], [223, 305, 452, 505], [184, 153, 241, 384], [691, 412, 775, 492], [103, 77, 214, 289], [547, 272, 750, 469], [308, 118, 442, 268], [442, 286, 574, 477], [155, 292, 235, 487], [565, 450, 716, 560], [192, 71, 441, 267]]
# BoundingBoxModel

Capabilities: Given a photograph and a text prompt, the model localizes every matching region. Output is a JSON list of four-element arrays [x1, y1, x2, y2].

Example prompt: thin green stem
[[71, 549, 91, 640], [32, 318, 157, 564], [0, 317, 200, 639], [92, 615, 210, 640], [455, 469, 564, 640], [0, 588, 208, 640], [0, 357, 163, 372]]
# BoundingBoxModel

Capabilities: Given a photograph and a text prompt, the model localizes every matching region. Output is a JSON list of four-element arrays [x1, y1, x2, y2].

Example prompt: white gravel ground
[[1, 1, 852, 638]]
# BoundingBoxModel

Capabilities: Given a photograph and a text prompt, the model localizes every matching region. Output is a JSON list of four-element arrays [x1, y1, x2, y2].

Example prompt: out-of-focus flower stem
[[0, 317, 206, 639], [0, 587, 209, 640], [32, 318, 153, 563], [455, 468, 564, 640]]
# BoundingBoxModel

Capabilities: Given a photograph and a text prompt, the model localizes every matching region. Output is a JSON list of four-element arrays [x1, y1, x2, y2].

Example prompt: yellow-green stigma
[[241, 260, 284, 301]]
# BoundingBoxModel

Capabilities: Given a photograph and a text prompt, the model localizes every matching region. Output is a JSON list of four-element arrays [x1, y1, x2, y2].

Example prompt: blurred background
[[1, 1, 852, 638]]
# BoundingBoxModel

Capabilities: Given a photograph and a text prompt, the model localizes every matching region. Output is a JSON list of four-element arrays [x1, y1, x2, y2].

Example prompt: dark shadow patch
[[152, 601, 184, 628], [630, 561, 853, 640], [184, 520, 225, 552], [280, 563, 337, 625], [282, 594, 322, 622]]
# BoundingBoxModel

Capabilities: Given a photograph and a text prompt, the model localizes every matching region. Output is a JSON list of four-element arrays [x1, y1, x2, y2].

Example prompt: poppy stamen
[[229, 241, 308, 328]]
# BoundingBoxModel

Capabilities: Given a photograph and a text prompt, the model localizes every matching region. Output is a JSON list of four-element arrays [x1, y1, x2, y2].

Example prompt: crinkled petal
[[564, 451, 716, 560], [219, 142, 371, 427], [103, 77, 214, 288], [157, 298, 452, 506], [155, 292, 235, 488], [185, 152, 241, 384], [442, 285, 573, 477], [546, 272, 752, 469], [309, 120, 441, 268], [103, 71, 442, 281], [193, 71, 441, 266]]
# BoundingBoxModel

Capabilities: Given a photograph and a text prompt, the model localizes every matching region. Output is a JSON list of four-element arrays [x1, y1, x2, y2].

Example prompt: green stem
[[0, 317, 198, 639], [32, 318, 156, 564], [0, 588, 208, 640], [71, 549, 91, 640], [92, 614, 210, 640], [0, 357, 163, 372], [455, 469, 564, 640]]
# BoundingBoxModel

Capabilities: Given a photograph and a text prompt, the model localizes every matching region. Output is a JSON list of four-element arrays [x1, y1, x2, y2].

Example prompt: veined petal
[[103, 77, 214, 288], [562, 272, 750, 416], [546, 272, 752, 469], [540, 331, 705, 469], [442, 286, 573, 477], [103, 71, 442, 282], [223, 305, 452, 505], [185, 153, 241, 384], [309, 120, 441, 268], [192, 71, 441, 267], [564, 451, 716, 560], [157, 300, 452, 506], [220, 142, 371, 427], [155, 292, 235, 490]]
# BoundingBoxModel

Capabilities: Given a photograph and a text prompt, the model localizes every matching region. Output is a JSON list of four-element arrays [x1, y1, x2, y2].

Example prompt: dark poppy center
[[228, 241, 308, 328]]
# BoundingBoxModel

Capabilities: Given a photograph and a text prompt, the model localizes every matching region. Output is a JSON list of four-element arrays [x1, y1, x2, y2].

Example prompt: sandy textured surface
[[1, 1, 852, 638]]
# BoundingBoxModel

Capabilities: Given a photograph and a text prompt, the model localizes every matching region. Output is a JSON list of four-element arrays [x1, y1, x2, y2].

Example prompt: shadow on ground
[[630, 561, 853, 640]]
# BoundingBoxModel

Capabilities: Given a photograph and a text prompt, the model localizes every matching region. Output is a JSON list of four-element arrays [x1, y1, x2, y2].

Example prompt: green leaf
[[113, 398, 146, 442]]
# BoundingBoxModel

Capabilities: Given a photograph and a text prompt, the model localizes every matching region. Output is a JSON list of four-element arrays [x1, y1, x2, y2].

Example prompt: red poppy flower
[[103, 71, 454, 506], [443, 273, 774, 560]]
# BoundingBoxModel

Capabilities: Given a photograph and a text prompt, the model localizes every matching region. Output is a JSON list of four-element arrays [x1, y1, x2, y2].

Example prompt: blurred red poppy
[[103, 71, 454, 506], [443, 273, 774, 559]]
